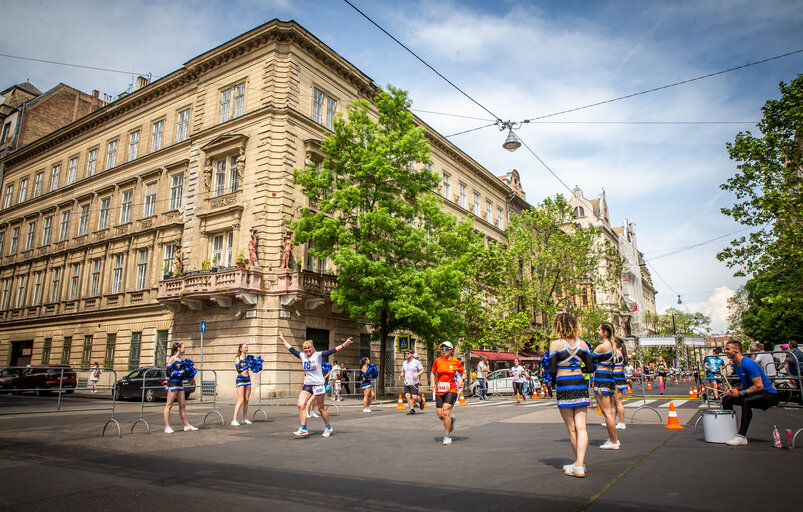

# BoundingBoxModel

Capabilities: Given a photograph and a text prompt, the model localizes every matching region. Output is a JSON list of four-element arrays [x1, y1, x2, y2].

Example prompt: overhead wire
[[0, 52, 156, 78], [645, 225, 755, 260]]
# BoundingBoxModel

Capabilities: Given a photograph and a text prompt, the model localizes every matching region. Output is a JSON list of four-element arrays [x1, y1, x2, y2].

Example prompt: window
[[58, 210, 71, 241], [360, 333, 371, 361], [219, 89, 231, 123], [169, 174, 183, 210], [219, 83, 245, 123], [233, 83, 245, 118], [89, 258, 102, 296], [82, 335, 93, 368], [214, 159, 226, 196], [0, 122, 10, 143], [129, 332, 142, 370], [61, 336, 72, 364], [97, 197, 110, 230], [86, 149, 97, 177], [24, 221, 35, 251], [50, 267, 62, 303], [67, 157, 78, 185], [442, 174, 450, 200], [32, 271, 43, 305], [211, 231, 233, 267], [9, 226, 19, 255], [176, 108, 190, 142], [106, 140, 118, 170], [473, 193, 480, 216], [119, 190, 132, 224], [163, 243, 176, 274], [4, 184, 13, 208], [0, 279, 10, 309], [69, 263, 81, 300], [485, 200, 492, 222], [104, 334, 116, 368], [573, 206, 585, 218], [15, 275, 26, 307], [78, 204, 90, 236], [33, 172, 43, 198], [0, 232, 4, 255], [306, 240, 329, 273], [135, 249, 148, 290], [111, 254, 124, 294], [497, 207, 504, 229], [50, 165, 60, 192], [459, 184, 466, 209], [213, 155, 239, 196], [143, 182, 156, 217], [151, 120, 164, 152], [18, 178, 28, 203], [41, 216, 52, 246], [127, 131, 139, 161], [42, 338, 52, 364], [312, 88, 336, 129]]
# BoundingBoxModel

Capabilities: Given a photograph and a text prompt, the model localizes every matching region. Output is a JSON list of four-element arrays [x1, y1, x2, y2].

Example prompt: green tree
[[740, 270, 803, 347], [645, 308, 711, 336], [292, 85, 476, 391]]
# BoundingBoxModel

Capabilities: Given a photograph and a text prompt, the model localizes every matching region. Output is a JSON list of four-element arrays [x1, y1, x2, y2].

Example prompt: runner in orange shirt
[[430, 341, 465, 446]]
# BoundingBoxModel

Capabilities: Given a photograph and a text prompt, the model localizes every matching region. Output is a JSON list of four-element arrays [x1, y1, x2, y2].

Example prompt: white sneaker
[[164, 426, 174, 434], [600, 439, 620, 450], [184, 425, 198, 431], [725, 434, 748, 446], [443, 435, 452, 446], [600, 422, 607, 426], [292, 427, 309, 437], [563, 463, 587, 471], [242, 419, 253, 425], [616, 422, 626, 430], [322, 426, 333, 438], [310, 411, 320, 418], [305, 410, 311, 418], [362, 408, 372, 413], [565, 464, 586, 477], [231, 420, 240, 426]]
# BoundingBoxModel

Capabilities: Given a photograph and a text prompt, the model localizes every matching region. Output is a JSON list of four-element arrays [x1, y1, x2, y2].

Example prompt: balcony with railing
[[269, 269, 337, 309], [157, 268, 264, 312]]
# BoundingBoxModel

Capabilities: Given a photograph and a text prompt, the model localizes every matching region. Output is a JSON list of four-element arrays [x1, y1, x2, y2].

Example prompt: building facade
[[0, 20, 522, 395]]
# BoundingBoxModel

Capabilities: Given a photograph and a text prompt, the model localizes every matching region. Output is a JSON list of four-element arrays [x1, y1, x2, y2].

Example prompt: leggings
[[513, 382, 526, 398], [721, 391, 780, 436]]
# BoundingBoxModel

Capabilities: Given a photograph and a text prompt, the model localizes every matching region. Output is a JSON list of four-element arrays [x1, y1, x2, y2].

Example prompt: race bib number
[[437, 381, 450, 393], [303, 361, 312, 370], [312, 385, 326, 396]]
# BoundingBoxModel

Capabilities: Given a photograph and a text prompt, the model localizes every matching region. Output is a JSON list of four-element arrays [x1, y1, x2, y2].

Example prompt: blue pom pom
[[367, 363, 378, 379], [244, 354, 263, 372], [321, 361, 332, 375], [179, 359, 197, 379], [325, 384, 331, 392]]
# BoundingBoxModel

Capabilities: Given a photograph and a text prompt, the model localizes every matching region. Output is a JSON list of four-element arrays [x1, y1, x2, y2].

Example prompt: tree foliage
[[292, 86, 477, 390], [644, 308, 711, 337], [739, 271, 803, 347]]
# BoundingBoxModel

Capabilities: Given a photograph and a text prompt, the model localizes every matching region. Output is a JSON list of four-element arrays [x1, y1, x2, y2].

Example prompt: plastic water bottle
[[786, 428, 793, 449], [772, 425, 783, 449]]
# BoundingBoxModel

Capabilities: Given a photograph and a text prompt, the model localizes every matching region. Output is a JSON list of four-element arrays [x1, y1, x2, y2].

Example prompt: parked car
[[113, 367, 196, 402], [0, 367, 25, 391], [12, 365, 77, 395], [469, 368, 541, 397]]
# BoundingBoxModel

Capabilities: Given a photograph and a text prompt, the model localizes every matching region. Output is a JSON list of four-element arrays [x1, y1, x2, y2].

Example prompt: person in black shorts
[[400, 350, 425, 414]]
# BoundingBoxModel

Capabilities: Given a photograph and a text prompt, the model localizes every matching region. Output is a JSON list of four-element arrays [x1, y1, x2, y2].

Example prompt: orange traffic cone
[[459, 392, 467, 405], [647, 381, 652, 390], [594, 404, 602, 414], [421, 395, 428, 408], [532, 390, 538, 399], [627, 384, 632, 394], [693, 386, 699, 398], [688, 386, 694, 399], [396, 394, 405, 409], [664, 401, 684, 429], [674, 377, 679, 385], [540, 388, 546, 398]]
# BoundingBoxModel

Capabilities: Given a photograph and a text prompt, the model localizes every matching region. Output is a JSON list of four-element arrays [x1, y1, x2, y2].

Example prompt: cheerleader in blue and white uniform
[[360, 357, 376, 413], [593, 322, 620, 450], [163, 342, 198, 434], [280, 332, 353, 438], [232, 343, 253, 426]]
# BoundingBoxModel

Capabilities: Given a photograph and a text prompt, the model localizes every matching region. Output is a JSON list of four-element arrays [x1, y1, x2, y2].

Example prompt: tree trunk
[[378, 309, 389, 394]]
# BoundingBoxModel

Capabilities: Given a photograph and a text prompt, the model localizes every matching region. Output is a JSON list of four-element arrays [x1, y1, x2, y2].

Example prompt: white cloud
[[680, 286, 736, 333]]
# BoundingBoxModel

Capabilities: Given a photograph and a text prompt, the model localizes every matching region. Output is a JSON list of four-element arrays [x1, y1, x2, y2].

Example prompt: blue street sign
[[200, 321, 207, 333]]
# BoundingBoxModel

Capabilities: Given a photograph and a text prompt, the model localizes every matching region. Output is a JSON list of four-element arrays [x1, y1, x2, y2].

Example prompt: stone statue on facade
[[281, 231, 293, 269], [248, 228, 262, 270], [236, 148, 246, 183], [174, 240, 183, 275], [202, 158, 212, 191]]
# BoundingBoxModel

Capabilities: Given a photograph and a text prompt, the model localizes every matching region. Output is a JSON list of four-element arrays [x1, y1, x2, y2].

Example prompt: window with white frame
[[67, 157, 78, 185], [32, 271, 43, 305], [169, 174, 183, 210], [0, 232, 4, 255], [111, 254, 124, 294], [18, 178, 28, 203], [69, 263, 81, 300], [163, 243, 176, 274], [77, 204, 89, 236], [97, 197, 110, 230], [473, 193, 480, 216], [176, 108, 190, 142], [127, 131, 139, 162], [4, 184, 13, 208], [86, 149, 97, 177], [151, 120, 164, 152], [0, 122, 10, 144], [497, 207, 504, 229], [306, 240, 329, 273], [49, 267, 62, 303], [219, 83, 245, 123], [90, 258, 102, 297], [58, 211, 71, 241], [33, 172, 43, 198], [119, 190, 132, 224], [106, 140, 118, 170], [312, 88, 336, 129], [9, 226, 19, 255], [41, 216, 52, 246], [211, 231, 233, 267], [0, 279, 10, 310], [15, 275, 27, 308], [135, 249, 148, 290], [24, 221, 35, 251], [143, 182, 156, 217], [213, 155, 239, 197], [459, 184, 466, 209], [442, 174, 450, 200], [50, 165, 60, 192], [485, 200, 492, 222]]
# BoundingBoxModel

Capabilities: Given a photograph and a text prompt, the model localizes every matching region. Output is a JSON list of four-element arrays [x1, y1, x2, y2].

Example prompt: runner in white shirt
[[400, 350, 425, 414], [510, 359, 528, 404], [280, 332, 353, 438]]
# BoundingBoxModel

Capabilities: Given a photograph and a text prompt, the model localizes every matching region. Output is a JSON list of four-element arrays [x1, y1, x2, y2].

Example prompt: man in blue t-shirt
[[721, 340, 780, 446]]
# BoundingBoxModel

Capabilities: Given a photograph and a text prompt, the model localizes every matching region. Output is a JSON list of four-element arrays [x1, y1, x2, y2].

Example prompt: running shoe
[[419, 399, 424, 410], [362, 408, 372, 413], [293, 427, 309, 437], [305, 410, 311, 418], [564, 465, 585, 478], [231, 420, 240, 426], [407, 409, 416, 415], [310, 411, 320, 418], [615, 422, 626, 430], [164, 426, 174, 434], [184, 425, 198, 431], [243, 419, 253, 425], [443, 435, 452, 446], [725, 434, 747, 446], [322, 426, 333, 438], [600, 439, 620, 450], [450, 415, 456, 432]]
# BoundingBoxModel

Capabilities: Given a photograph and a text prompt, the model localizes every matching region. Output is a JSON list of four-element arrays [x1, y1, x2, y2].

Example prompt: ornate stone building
[[0, 20, 525, 395]]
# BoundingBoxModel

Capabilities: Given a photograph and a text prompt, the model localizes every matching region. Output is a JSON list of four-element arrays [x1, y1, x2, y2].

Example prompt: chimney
[[135, 76, 150, 90]]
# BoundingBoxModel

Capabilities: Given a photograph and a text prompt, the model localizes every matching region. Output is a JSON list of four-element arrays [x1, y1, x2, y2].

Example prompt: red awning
[[470, 350, 518, 361]]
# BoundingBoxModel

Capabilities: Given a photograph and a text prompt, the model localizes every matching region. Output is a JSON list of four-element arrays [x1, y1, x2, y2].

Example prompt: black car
[[113, 367, 196, 402], [0, 367, 25, 391]]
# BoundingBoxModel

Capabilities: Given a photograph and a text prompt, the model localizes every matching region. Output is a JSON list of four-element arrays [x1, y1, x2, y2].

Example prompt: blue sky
[[2, 0, 801, 332]]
